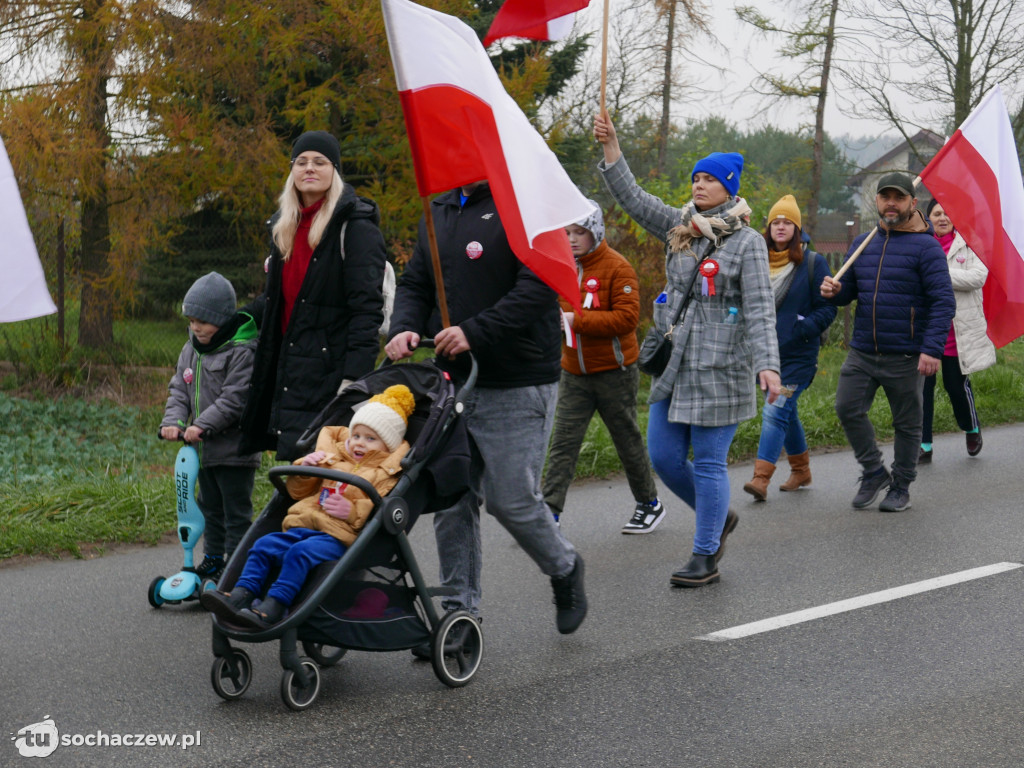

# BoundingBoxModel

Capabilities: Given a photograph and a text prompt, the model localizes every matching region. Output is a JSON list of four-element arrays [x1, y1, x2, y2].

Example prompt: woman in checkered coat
[[594, 113, 781, 589]]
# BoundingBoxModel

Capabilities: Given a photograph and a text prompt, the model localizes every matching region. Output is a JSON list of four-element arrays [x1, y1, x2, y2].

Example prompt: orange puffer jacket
[[282, 425, 409, 546], [560, 240, 641, 375]]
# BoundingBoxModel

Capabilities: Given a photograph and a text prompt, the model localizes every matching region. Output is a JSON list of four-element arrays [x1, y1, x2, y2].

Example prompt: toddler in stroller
[[206, 356, 483, 710], [201, 384, 416, 629]]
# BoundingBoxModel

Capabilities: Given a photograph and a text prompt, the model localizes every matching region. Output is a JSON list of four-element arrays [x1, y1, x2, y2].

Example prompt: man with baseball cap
[[820, 172, 955, 512]]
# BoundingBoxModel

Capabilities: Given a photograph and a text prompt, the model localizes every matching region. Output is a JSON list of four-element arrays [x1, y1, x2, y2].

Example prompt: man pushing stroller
[[201, 385, 415, 629]]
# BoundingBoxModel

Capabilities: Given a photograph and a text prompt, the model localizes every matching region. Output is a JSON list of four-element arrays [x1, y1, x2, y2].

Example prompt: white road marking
[[698, 562, 1024, 642]]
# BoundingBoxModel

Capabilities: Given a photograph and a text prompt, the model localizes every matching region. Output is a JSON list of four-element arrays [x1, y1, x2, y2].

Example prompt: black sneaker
[[918, 446, 933, 464], [966, 431, 983, 456], [551, 554, 587, 634], [189, 555, 225, 580], [851, 466, 891, 509], [622, 499, 666, 534], [878, 484, 911, 512]]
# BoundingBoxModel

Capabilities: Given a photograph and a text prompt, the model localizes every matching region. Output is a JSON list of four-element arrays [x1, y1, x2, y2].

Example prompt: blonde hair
[[271, 170, 345, 261]]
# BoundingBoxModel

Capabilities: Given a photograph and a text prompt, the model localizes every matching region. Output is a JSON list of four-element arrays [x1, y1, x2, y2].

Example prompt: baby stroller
[[209, 348, 481, 710]]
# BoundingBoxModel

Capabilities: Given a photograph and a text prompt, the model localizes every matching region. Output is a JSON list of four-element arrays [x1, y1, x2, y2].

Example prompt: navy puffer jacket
[[829, 211, 955, 357]]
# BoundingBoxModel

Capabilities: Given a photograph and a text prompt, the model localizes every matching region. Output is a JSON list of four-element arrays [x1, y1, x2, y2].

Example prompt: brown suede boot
[[742, 459, 775, 502], [779, 451, 812, 491]]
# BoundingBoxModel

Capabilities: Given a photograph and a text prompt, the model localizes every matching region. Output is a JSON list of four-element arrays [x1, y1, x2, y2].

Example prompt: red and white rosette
[[583, 277, 601, 308], [699, 259, 719, 296]]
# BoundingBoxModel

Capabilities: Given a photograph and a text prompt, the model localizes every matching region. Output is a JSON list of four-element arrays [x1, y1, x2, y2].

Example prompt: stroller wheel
[[431, 610, 483, 688], [280, 658, 321, 711], [210, 650, 252, 701], [301, 641, 347, 667], [147, 577, 166, 608]]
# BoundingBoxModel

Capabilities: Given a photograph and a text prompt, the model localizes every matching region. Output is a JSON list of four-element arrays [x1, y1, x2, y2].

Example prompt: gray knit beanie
[[182, 272, 236, 327]]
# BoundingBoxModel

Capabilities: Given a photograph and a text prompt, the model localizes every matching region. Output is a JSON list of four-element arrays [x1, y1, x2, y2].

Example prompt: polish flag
[[920, 85, 1024, 348], [483, 0, 590, 47], [382, 0, 590, 313], [1, 136, 56, 323]]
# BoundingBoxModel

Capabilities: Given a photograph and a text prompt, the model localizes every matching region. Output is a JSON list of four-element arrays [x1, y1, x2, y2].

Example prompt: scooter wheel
[[281, 658, 320, 711], [147, 577, 166, 608], [211, 650, 252, 701], [301, 641, 347, 667]]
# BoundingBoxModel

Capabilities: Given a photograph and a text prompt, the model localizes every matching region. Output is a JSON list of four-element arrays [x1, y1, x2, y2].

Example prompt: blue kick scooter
[[148, 441, 207, 607]]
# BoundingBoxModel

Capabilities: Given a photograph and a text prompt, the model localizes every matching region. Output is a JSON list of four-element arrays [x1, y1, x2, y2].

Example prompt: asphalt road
[[3, 424, 1024, 768]]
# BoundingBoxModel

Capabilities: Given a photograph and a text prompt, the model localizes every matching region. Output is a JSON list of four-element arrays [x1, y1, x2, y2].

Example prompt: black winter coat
[[388, 184, 561, 388], [240, 186, 387, 460]]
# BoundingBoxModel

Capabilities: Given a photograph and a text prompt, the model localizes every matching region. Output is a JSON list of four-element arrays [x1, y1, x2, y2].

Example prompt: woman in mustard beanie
[[743, 196, 837, 501], [202, 384, 415, 629]]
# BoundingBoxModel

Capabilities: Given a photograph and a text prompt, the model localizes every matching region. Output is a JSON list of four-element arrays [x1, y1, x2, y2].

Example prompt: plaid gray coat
[[601, 156, 780, 426]]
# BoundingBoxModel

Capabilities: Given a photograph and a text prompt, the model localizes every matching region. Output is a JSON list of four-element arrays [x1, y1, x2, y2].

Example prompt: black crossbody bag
[[637, 247, 714, 376]]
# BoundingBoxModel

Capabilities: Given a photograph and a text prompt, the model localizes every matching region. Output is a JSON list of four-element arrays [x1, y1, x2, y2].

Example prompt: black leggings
[[922, 354, 980, 443]]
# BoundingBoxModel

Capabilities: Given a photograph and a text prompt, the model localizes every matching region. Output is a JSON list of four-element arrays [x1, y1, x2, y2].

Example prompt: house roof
[[847, 129, 945, 187]]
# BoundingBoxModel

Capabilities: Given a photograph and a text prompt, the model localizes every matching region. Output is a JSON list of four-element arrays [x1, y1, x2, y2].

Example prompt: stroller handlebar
[[267, 466, 384, 507]]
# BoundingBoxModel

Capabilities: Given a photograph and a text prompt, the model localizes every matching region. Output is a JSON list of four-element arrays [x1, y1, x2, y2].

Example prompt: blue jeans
[[647, 399, 738, 556], [755, 382, 808, 462], [432, 384, 577, 616], [236, 528, 347, 607]]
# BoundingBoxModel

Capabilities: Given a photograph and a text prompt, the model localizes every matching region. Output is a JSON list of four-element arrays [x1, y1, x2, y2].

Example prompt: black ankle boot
[[200, 586, 255, 620], [237, 596, 287, 630], [670, 553, 720, 588]]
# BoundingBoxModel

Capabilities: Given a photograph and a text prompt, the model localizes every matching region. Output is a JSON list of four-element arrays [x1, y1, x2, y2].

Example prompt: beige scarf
[[667, 197, 753, 258]]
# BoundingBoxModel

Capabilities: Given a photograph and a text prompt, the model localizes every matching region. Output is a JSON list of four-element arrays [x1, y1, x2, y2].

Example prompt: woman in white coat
[[919, 199, 996, 461]]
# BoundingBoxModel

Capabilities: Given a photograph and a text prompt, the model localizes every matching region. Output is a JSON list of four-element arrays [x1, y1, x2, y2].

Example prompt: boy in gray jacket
[[160, 272, 261, 581]]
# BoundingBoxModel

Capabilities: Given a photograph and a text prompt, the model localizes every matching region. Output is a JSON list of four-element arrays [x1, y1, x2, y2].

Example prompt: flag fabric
[[483, 0, 589, 46], [382, 0, 591, 313], [920, 85, 1024, 348], [0, 136, 56, 323]]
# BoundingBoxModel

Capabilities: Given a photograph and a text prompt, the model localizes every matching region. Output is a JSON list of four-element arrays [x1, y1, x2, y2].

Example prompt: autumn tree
[[837, 0, 1024, 157], [736, 0, 841, 235]]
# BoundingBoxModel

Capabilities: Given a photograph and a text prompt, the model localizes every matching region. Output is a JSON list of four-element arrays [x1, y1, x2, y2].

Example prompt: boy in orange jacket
[[542, 202, 664, 533]]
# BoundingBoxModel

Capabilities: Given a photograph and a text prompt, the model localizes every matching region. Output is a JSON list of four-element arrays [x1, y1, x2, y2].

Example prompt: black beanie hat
[[291, 131, 341, 171]]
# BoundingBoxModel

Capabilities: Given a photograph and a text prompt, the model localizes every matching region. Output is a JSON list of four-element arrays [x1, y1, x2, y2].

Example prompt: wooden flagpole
[[421, 195, 451, 329], [599, 0, 609, 116]]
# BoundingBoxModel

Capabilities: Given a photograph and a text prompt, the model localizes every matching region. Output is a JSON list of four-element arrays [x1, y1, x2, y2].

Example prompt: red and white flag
[[920, 85, 1024, 348], [382, 0, 591, 312], [1, 136, 56, 323], [483, 0, 590, 47]]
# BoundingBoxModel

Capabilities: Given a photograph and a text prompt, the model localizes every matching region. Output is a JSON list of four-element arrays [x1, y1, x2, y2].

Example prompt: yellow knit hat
[[768, 194, 802, 230], [349, 384, 416, 452]]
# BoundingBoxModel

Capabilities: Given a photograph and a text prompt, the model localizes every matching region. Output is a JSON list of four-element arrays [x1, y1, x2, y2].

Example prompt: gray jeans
[[834, 347, 924, 487], [432, 383, 577, 616]]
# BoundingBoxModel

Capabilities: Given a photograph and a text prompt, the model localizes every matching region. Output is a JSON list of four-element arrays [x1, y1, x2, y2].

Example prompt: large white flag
[[1, 136, 56, 322]]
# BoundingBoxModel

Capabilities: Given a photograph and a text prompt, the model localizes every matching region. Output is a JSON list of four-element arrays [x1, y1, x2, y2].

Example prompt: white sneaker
[[622, 500, 666, 534]]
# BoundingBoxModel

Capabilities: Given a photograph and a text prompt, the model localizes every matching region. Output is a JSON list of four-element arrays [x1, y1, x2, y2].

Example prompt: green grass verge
[[2, 340, 1023, 561]]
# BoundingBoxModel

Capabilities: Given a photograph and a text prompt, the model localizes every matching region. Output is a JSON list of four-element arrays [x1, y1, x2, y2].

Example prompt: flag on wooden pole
[[383, 0, 591, 312], [483, 0, 591, 46], [920, 85, 1024, 348]]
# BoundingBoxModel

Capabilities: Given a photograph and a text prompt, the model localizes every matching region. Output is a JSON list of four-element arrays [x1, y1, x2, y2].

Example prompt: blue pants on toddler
[[235, 527, 347, 607]]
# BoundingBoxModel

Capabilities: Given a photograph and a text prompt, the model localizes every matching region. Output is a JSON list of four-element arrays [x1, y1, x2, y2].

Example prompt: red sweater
[[281, 199, 325, 334]]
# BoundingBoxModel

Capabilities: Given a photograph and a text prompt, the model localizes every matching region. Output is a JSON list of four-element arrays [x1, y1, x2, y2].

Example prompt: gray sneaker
[[852, 466, 891, 509], [879, 484, 911, 512]]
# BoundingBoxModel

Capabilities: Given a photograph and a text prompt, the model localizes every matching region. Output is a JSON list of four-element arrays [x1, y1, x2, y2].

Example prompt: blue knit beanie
[[691, 152, 744, 198]]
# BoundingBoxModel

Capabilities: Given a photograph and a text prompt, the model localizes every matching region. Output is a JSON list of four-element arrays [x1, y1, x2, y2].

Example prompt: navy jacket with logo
[[388, 184, 561, 388]]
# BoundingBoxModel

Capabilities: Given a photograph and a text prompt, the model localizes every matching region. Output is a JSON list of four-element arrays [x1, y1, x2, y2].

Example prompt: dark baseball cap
[[876, 172, 915, 197]]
